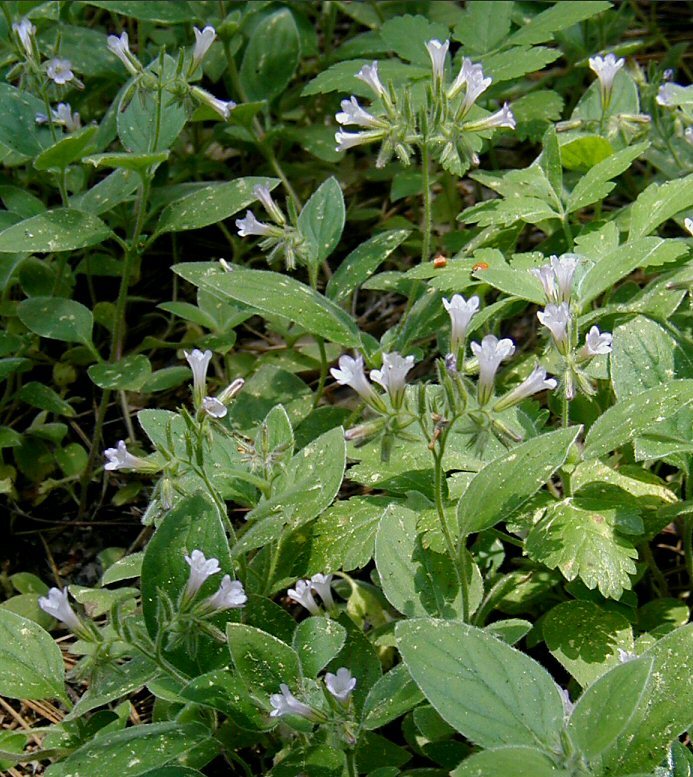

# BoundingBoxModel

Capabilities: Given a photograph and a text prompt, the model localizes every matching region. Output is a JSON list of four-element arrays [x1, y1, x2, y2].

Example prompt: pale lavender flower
[[184, 549, 220, 599], [310, 573, 335, 610], [325, 667, 356, 703], [355, 62, 386, 97], [685, 217, 693, 236], [538, 303, 572, 354], [202, 396, 227, 419], [191, 86, 235, 119], [589, 53, 625, 108], [38, 587, 81, 631], [12, 18, 35, 58], [426, 39, 449, 81], [204, 575, 247, 612], [330, 354, 382, 408], [335, 96, 384, 129], [107, 31, 140, 76], [192, 25, 216, 70], [185, 348, 213, 408], [104, 440, 152, 472], [470, 335, 515, 405], [51, 102, 81, 131], [217, 377, 245, 404], [558, 686, 574, 718], [551, 254, 579, 302], [465, 103, 516, 131], [269, 684, 315, 719], [656, 82, 677, 107], [253, 184, 285, 225], [235, 210, 277, 237], [617, 648, 637, 663], [494, 365, 557, 411], [370, 352, 415, 409], [287, 579, 321, 615], [335, 129, 384, 152], [580, 326, 613, 358], [449, 58, 492, 110], [46, 58, 74, 85], [443, 294, 479, 354], [531, 265, 558, 303], [685, 127, 692, 146]]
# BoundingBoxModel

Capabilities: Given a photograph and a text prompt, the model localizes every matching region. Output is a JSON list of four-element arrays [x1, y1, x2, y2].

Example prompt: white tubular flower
[[310, 573, 335, 610], [191, 86, 235, 120], [202, 396, 227, 419], [685, 127, 692, 147], [104, 440, 153, 472], [46, 58, 74, 85], [217, 377, 245, 404], [185, 348, 213, 408], [685, 217, 693, 236], [589, 53, 625, 108], [656, 82, 676, 107], [269, 684, 315, 719], [580, 326, 613, 359], [494, 364, 557, 412], [253, 184, 285, 225], [192, 25, 216, 70], [335, 96, 384, 129], [52, 102, 81, 131], [330, 354, 382, 408], [449, 58, 492, 109], [287, 579, 321, 615], [184, 549, 221, 599], [12, 18, 36, 58], [465, 103, 516, 131], [355, 61, 386, 98], [443, 294, 479, 355], [558, 687, 575, 719], [107, 31, 141, 76], [325, 668, 356, 703], [204, 575, 247, 612], [425, 39, 449, 82], [335, 129, 384, 152], [531, 265, 558, 303], [537, 303, 572, 355], [470, 335, 515, 405], [617, 648, 637, 663], [370, 352, 415, 409], [551, 254, 579, 303], [38, 587, 81, 631], [235, 210, 277, 237]]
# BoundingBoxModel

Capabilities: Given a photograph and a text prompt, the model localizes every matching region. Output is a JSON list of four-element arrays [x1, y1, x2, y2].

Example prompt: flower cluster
[[335, 39, 515, 174], [269, 667, 356, 720], [331, 352, 414, 413], [183, 549, 247, 613], [287, 573, 337, 615], [184, 348, 244, 417]]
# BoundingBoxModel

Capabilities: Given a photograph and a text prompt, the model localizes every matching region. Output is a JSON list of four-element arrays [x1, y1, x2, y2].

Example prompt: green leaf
[[611, 316, 692, 400], [397, 619, 564, 750], [326, 230, 410, 302], [156, 177, 278, 234], [174, 263, 361, 348], [292, 618, 346, 678], [629, 173, 693, 239], [0, 209, 111, 252], [375, 504, 480, 619], [83, 151, 169, 173], [0, 609, 65, 701], [567, 142, 649, 213], [88, 355, 152, 391], [481, 46, 560, 82], [70, 169, 140, 215], [16, 382, 75, 417], [33, 126, 98, 171], [583, 380, 693, 459], [526, 498, 638, 599], [240, 9, 301, 102], [457, 427, 581, 535], [141, 493, 232, 674], [452, 746, 572, 777], [82, 1, 194, 22], [452, 2, 513, 53], [44, 722, 210, 777], [0, 83, 50, 157], [226, 623, 300, 697], [307, 496, 392, 574], [507, 1, 612, 45], [101, 553, 144, 586], [232, 427, 346, 558], [543, 601, 634, 687], [301, 59, 428, 98], [560, 135, 613, 172], [362, 664, 425, 731], [297, 177, 345, 267], [461, 196, 559, 229], [18, 297, 93, 345], [379, 15, 449, 65], [269, 745, 345, 777]]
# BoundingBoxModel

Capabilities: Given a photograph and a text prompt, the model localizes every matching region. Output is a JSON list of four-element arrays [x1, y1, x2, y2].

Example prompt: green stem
[[346, 750, 358, 777], [78, 388, 111, 518], [561, 391, 570, 428], [420, 143, 432, 263], [314, 336, 328, 408], [682, 514, 692, 585], [561, 215, 573, 251], [640, 540, 669, 597]]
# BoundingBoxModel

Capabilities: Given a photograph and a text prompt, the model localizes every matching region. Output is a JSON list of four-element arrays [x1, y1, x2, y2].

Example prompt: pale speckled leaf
[[155, 177, 278, 234], [0, 209, 111, 253], [297, 177, 344, 267], [293, 617, 346, 678], [362, 664, 425, 730], [457, 427, 581, 535], [452, 746, 573, 777], [33, 126, 98, 171], [629, 173, 693, 239], [44, 722, 210, 777], [18, 297, 93, 345], [0, 609, 65, 701], [507, 0, 611, 45], [583, 380, 693, 459], [226, 623, 300, 697], [88, 354, 152, 391], [397, 619, 564, 750]]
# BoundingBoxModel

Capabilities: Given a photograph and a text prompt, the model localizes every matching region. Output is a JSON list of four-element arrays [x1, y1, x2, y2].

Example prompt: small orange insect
[[433, 255, 447, 268], [472, 261, 489, 271]]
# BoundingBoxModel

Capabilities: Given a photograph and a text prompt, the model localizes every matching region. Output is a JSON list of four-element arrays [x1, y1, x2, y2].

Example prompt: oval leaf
[[88, 354, 152, 391], [18, 297, 93, 345], [0, 209, 111, 253]]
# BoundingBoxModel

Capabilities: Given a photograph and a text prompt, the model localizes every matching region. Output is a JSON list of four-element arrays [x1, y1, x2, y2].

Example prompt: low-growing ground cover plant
[[0, 1, 691, 775]]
